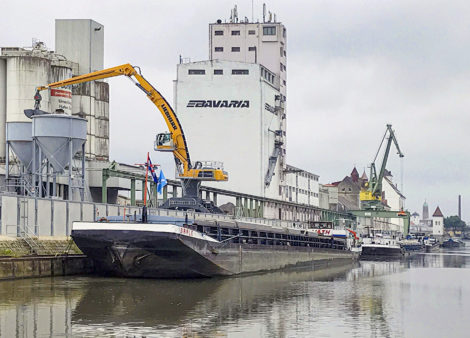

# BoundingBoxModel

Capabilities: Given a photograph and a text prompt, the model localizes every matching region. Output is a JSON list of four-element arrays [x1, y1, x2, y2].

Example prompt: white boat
[[361, 235, 404, 257]]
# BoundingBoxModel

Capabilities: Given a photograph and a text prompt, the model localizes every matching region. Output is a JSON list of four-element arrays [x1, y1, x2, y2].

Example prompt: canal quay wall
[[0, 236, 92, 280], [0, 254, 93, 280]]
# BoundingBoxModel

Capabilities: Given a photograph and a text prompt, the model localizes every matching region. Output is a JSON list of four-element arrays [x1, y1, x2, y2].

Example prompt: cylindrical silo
[[50, 60, 73, 114], [6, 56, 51, 123]]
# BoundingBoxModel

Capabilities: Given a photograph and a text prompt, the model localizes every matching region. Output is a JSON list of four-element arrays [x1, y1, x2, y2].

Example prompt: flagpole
[[143, 152, 149, 206]]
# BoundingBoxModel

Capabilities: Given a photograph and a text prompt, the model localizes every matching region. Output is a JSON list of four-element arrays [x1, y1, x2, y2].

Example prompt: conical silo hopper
[[32, 114, 87, 173], [6, 122, 33, 171]]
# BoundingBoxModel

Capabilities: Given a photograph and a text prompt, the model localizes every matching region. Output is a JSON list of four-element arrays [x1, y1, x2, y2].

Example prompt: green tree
[[444, 216, 467, 230]]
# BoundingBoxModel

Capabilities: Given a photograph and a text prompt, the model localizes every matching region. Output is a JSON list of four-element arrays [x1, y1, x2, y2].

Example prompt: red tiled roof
[[433, 206, 443, 217]]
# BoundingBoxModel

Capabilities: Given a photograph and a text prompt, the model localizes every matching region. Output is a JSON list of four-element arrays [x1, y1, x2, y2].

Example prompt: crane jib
[[161, 104, 178, 131]]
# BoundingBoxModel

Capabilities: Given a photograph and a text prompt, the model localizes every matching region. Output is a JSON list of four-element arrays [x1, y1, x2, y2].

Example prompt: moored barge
[[72, 215, 357, 278]]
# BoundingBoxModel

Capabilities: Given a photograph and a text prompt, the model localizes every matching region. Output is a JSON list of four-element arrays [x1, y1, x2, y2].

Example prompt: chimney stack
[[458, 195, 462, 219]]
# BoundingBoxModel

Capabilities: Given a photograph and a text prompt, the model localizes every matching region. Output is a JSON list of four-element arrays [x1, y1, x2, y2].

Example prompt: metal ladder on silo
[[19, 197, 42, 255]]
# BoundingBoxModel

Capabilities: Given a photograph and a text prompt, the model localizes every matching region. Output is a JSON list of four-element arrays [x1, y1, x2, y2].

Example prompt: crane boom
[[35, 64, 192, 174], [33, 63, 228, 213], [360, 124, 404, 209]]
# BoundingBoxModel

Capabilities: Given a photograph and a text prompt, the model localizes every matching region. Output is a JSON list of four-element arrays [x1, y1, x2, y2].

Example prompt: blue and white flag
[[157, 169, 167, 194], [148, 157, 158, 185]]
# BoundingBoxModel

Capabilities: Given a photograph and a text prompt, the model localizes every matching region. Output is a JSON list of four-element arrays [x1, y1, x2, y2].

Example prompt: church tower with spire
[[423, 200, 429, 220]]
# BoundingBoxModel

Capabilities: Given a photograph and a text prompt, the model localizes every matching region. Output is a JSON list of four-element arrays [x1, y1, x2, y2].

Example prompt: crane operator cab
[[154, 132, 174, 151]]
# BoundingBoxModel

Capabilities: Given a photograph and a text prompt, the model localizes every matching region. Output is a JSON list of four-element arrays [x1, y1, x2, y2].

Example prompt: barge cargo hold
[[72, 217, 357, 278]]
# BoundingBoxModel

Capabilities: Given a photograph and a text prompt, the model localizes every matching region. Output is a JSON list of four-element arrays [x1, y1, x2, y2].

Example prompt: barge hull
[[72, 223, 355, 278], [361, 245, 404, 257]]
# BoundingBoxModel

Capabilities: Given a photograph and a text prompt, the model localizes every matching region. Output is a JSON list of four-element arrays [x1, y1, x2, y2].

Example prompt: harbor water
[[1, 243, 470, 337]]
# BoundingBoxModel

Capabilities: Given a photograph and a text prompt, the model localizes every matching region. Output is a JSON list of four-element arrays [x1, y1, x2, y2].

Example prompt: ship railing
[[115, 204, 310, 230]]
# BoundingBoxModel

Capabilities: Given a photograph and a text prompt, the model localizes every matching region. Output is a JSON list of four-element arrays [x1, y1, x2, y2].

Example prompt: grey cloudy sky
[[1, 0, 469, 219]]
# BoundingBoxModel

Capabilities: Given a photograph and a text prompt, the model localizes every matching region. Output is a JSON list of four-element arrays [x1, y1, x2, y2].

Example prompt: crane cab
[[154, 133, 174, 152]]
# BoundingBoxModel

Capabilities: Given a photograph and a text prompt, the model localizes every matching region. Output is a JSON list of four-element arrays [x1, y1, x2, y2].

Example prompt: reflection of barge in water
[[72, 215, 357, 278]]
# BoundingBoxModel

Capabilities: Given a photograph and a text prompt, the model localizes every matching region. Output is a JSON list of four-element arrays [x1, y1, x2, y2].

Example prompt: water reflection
[[1, 244, 470, 337]]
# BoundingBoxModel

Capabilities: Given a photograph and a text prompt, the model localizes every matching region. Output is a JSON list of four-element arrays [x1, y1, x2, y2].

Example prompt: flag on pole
[[157, 169, 167, 194], [148, 156, 159, 185]]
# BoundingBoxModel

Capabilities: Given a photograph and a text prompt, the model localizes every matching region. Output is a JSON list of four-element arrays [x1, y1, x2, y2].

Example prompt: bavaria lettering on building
[[187, 100, 249, 108]]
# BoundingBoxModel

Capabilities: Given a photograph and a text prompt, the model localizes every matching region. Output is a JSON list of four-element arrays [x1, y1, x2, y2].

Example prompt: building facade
[[432, 206, 444, 236], [209, 16, 287, 98], [174, 60, 284, 199], [285, 164, 319, 207]]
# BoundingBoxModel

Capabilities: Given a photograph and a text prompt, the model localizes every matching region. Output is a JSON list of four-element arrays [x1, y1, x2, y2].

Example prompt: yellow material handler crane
[[31, 63, 228, 213]]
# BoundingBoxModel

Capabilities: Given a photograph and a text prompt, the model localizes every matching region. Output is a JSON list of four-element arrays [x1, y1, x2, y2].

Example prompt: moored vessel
[[72, 214, 358, 278], [360, 235, 404, 257], [441, 238, 465, 248]]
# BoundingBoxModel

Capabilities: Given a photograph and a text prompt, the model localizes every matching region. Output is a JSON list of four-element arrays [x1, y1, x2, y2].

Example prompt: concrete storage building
[[175, 60, 284, 199], [55, 19, 109, 162], [0, 19, 123, 202]]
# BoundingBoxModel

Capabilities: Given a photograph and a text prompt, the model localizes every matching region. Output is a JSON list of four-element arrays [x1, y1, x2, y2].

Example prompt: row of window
[[214, 26, 277, 36], [214, 46, 258, 53], [188, 69, 249, 75], [261, 67, 275, 85]]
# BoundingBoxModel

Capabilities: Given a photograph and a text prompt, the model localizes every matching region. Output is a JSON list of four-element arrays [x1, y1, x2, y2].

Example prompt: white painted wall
[[209, 22, 287, 96], [382, 177, 405, 232], [175, 60, 283, 199], [433, 216, 444, 236], [285, 166, 320, 207]]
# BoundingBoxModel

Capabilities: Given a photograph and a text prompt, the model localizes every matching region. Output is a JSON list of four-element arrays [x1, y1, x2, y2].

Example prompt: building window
[[188, 69, 205, 75], [232, 69, 249, 75], [283, 28, 286, 38], [283, 80, 286, 86], [231, 47, 240, 52], [231, 30, 240, 35], [263, 26, 276, 35], [214, 69, 223, 75], [280, 47, 283, 57], [214, 47, 223, 52], [214, 30, 223, 36], [248, 30, 256, 35], [248, 46, 256, 51]]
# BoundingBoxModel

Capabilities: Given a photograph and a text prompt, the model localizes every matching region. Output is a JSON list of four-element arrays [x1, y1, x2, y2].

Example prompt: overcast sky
[[1, 0, 469, 219]]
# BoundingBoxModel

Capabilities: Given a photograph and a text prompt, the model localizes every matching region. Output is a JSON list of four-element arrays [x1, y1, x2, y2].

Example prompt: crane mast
[[360, 124, 404, 209], [32, 63, 228, 213]]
